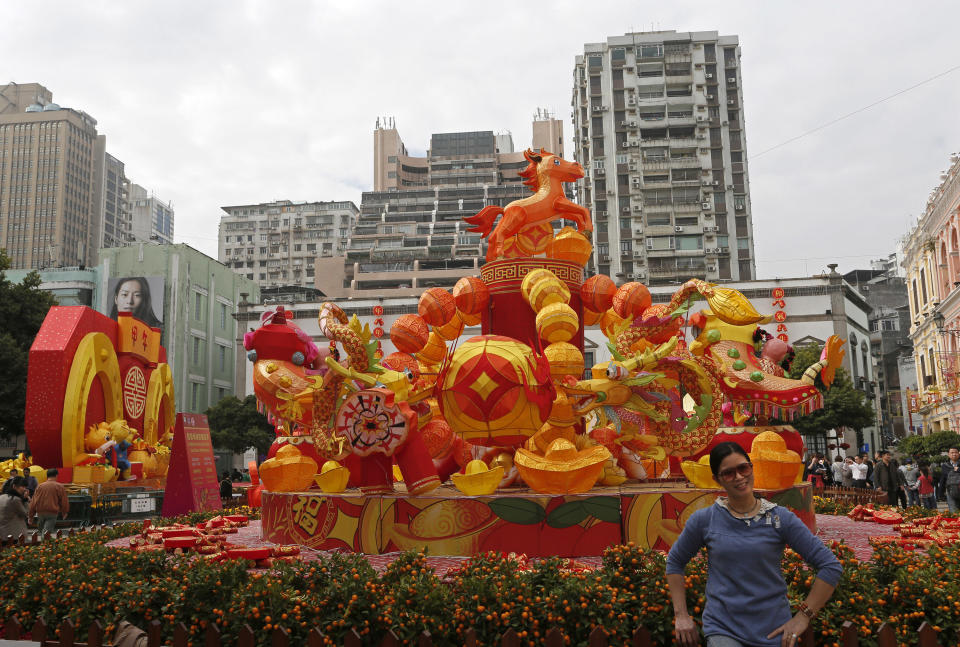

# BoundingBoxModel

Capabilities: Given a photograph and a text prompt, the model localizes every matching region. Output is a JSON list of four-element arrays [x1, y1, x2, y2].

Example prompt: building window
[[219, 344, 226, 371], [920, 268, 929, 304], [220, 303, 227, 329], [191, 382, 200, 410], [194, 292, 202, 320]]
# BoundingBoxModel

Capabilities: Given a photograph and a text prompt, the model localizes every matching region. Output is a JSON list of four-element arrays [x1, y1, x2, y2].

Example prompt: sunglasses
[[717, 461, 753, 481]]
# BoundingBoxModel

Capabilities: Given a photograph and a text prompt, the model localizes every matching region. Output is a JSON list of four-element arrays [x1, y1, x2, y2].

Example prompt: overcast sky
[[3, 1, 959, 278]]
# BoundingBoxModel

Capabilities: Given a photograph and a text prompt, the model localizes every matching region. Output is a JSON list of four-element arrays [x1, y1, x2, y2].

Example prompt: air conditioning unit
[[701, 202, 711, 210], [727, 77, 736, 83], [712, 180, 720, 186], [705, 73, 713, 79], [727, 99, 736, 105], [634, 229, 644, 236], [707, 265, 717, 272], [628, 163, 638, 171], [696, 116, 707, 122], [599, 254, 610, 262], [607, 190, 615, 196], [633, 205, 643, 212], [735, 203, 744, 210], [596, 210, 608, 217], [727, 184, 735, 189], [622, 206, 631, 212], [634, 271, 647, 279], [701, 180, 711, 186], [634, 249, 643, 257], [621, 142, 631, 148], [674, 226, 684, 232], [704, 225, 719, 232], [593, 106, 604, 112], [706, 94, 715, 100], [630, 141, 640, 147], [596, 168, 605, 175], [627, 97, 636, 106], [619, 121, 629, 127]]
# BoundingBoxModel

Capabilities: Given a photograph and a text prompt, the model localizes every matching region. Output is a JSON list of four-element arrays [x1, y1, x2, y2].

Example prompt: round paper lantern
[[434, 313, 465, 340], [544, 342, 584, 379], [580, 275, 617, 313], [612, 282, 652, 319], [439, 335, 555, 448], [536, 302, 579, 343], [458, 310, 481, 326], [390, 314, 430, 354], [545, 226, 592, 266], [453, 277, 490, 315], [521, 269, 570, 311], [418, 288, 457, 326], [583, 308, 603, 326], [417, 330, 448, 365]]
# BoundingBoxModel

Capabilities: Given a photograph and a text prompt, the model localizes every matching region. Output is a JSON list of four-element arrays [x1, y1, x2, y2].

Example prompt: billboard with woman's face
[[107, 276, 164, 330]]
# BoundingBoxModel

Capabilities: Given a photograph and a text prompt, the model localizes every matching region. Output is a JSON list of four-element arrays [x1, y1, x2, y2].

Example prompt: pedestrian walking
[[939, 447, 960, 514], [28, 469, 69, 536]]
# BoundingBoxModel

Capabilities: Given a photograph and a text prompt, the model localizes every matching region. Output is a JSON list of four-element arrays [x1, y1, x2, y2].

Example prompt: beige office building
[[0, 82, 104, 269]]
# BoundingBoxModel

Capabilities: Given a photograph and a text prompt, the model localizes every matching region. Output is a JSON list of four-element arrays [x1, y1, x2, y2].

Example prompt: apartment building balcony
[[644, 203, 674, 215], [641, 138, 671, 147], [674, 201, 703, 212]]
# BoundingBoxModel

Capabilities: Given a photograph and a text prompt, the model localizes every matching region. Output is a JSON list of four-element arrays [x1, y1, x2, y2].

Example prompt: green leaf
[[545, 501, 589, 528], [607, 342, 626, 362], [581, 496, 622, 523], [487, 498, 546, 525], [622, 372, 664, 387]]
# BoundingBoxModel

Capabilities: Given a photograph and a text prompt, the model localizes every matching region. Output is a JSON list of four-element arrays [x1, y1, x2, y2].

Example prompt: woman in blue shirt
[[666, 442, 842, 647]]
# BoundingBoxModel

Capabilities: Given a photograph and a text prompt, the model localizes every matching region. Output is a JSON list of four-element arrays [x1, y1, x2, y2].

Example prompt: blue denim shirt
[[666, 500, 842, 647]]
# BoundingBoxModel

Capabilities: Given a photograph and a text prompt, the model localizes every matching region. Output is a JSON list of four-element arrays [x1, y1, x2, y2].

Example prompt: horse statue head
[[518, 148, 584, 192]]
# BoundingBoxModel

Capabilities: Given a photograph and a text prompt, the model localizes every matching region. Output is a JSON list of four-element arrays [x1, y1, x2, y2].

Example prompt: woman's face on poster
[[116, 280, 143, 313]]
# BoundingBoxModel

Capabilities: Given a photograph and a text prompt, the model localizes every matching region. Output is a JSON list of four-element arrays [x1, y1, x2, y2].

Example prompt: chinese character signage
[[771, 287, 788, 343]]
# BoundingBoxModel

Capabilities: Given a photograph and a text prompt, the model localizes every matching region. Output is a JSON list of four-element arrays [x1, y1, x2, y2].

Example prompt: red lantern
[[418, 288, 457, 326], [390, 314, 430, 354], [580, 275, 617, 313], [613, 282, 652, 319], [452, 277, 490, 316], [373, 327, 384, 338], [372, 305, 384, 316]]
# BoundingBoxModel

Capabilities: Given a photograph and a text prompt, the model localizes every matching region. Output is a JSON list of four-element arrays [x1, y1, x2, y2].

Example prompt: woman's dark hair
[[109, 277, 160, 327], [920, 465, 930, 479], [709, 441, 750, 477], [3, 476, 27, 498]]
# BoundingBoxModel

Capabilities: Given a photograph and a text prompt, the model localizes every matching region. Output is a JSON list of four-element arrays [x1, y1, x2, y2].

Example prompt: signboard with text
[[161, 413, 222, 517]]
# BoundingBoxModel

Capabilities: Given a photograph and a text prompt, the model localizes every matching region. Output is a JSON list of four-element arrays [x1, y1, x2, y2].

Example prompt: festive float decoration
[[251, 149, 839, 555], [24, 306, 175, 486]]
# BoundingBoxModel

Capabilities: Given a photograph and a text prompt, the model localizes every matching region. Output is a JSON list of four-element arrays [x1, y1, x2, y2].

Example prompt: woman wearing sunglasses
[[665, 442, 841, 647]]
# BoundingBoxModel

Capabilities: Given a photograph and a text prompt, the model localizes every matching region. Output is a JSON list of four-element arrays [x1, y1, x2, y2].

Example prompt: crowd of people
[[0, 468, 70, 538], [805, 446, 960, 512]]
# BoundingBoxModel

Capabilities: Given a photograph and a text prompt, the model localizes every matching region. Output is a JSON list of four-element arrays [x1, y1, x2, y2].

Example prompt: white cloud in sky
[[2, 0, 958, 277]]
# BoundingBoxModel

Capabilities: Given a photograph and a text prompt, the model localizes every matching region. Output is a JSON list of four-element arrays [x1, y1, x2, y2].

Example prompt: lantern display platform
[[260, 481, 813, 557]]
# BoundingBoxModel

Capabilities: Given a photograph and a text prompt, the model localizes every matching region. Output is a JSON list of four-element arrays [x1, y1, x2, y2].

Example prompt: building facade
[[98, 152, 133, 249], [129, 183, 174, 244], [0, 82, 103, 269], [572, 31, 756, 285], [336, 116, 565, 297], [99, 243, 259, 414], [218, 199, 358, 290], [902, 153, 960, 434]]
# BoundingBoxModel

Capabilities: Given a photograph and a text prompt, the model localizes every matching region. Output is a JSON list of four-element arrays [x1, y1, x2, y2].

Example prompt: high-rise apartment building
[[98, 152, 132, 249], [572, 31, 756, 285], [332, 114, 564, 296], [218, 199, 359, 289], [0, 82, 104, 269], [129, 183, 174, 244]]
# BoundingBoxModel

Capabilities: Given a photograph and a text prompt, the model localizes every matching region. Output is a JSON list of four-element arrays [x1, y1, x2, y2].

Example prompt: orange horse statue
[[464, 148, 592, 262]]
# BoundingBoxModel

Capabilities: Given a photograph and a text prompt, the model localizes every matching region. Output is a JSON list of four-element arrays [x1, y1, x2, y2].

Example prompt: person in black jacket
[[874, 451, 905, 507], [939, 447, 960, 513]]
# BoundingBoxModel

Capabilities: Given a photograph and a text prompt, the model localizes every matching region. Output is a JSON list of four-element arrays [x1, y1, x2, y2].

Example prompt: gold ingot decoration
[[313, 460, 349, 493], [545, 226, 593, 266], [259, 445, 318, 492], [451, 459, 504, 496], [536, 302, 579, 344], [514, 438, 611, 494], [680, 455, 717, 489], [748, 431, 803, 489], [543, 342, 584, 379]]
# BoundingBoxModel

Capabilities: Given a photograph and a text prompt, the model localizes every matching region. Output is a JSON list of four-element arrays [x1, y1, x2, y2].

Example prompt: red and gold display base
[[261, 482, 814, 557]]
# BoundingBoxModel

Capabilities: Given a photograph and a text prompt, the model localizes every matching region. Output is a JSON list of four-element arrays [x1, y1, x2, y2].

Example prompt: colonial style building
[[903, 153, 960, 434]]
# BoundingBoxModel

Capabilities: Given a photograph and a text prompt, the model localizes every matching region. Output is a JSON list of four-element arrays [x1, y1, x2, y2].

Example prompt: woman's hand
[[674, 614, 699, 647], [768, 613, 810, 646]]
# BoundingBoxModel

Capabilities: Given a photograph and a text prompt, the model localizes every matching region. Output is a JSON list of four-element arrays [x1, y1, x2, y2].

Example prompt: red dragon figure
[[464, 148, 592, 262]]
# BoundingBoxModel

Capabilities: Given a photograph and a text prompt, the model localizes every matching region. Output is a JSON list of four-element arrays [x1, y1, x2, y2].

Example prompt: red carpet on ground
[[107, 513, 889, 570]]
